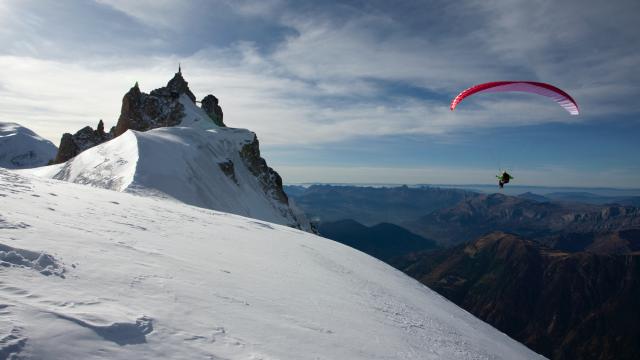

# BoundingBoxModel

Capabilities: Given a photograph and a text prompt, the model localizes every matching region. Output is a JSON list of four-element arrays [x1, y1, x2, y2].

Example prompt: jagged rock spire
[[201, 95, 225, 127], [53, 119, 113, 164], [165, 69, 196, 103]]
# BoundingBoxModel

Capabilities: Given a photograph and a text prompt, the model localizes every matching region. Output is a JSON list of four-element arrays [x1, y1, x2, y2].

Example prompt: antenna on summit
[[178, 63, 182, 74]]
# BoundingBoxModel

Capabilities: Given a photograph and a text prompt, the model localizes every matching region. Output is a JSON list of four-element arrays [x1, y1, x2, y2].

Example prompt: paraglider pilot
[[497, 171, 513, 189]]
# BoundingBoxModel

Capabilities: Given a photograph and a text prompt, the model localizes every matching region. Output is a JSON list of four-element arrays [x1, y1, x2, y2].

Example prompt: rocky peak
[[53, 69, 225, 163], [97, 119, 106, 136], [53, 120, 114, 164], [114, 80, 185, 137], [201, 94, 225, 127], [155, 68, 197, 103]]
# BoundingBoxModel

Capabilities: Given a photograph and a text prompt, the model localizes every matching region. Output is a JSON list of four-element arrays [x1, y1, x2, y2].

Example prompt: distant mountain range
[[287, 185, 640, 248], [405, 193, 640, 246], [519, 191, 640, 206], [285, 184, 475, 226], [393, 232, 640, 360]]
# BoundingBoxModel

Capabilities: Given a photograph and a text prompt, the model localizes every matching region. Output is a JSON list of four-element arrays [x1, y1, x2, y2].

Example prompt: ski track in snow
[[0, 168, 546, 359]]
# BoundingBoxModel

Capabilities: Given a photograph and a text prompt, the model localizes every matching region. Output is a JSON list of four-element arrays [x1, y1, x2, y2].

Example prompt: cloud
[[0, 0, 637, 150]]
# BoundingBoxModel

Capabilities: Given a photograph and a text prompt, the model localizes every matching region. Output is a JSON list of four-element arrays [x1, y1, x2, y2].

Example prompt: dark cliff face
[[394, 232, 640, 360], [201, 94, 224, 127], [114, 81, 185, 137], [238, 134, 313, 231], [240, 134, 288, 205], [53, 120, 113, 164]]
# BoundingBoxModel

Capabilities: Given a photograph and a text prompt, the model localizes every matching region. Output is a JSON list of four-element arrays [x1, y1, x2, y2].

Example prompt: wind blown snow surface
[[0, 169, 544, 359], [0, 122, 57, 169], [28, 96, 308, 229]]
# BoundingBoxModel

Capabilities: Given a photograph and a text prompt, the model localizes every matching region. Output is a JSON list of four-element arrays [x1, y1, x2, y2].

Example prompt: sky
[[0, 0, 639, 187]]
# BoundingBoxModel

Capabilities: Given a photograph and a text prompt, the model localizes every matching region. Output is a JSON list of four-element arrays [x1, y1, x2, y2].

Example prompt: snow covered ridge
[[33, 70, 310, 230], [0, 169, 545, 359], [29, 120, 310, 230], [0, 122, 57, 169]]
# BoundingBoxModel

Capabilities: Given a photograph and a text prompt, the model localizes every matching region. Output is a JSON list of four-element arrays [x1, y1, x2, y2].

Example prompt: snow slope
[[28, 96, 309, 230], [0, 122, 57, 169], [0, 169, 544, 359]]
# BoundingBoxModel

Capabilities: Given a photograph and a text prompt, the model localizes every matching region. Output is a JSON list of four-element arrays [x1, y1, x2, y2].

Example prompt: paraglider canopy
[[450, 81, 579, 115]]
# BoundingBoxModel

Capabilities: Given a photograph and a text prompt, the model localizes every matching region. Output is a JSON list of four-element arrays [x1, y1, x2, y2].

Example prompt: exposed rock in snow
[[53, 120, 114, 164], [155, 69, 197, 104], [113, 81, 185, 137], [53, 69, 211, 163], [240, 133, 289, 205], [201, 94, 224, 126], [0, 168, 546, 359], [0, 122, 57, 169]]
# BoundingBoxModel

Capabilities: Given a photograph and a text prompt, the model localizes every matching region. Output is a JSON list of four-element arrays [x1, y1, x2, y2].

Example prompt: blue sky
[[0, 0, 638, 187]]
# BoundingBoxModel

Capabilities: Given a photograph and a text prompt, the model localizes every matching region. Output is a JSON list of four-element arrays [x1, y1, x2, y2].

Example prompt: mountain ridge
[[393, 231, 640, 360], [405, 192, 640, 246]]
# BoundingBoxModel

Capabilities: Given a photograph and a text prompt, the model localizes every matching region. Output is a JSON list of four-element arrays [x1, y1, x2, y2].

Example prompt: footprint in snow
[[0, 326, 28, 359], [0, 243, 65, 277]]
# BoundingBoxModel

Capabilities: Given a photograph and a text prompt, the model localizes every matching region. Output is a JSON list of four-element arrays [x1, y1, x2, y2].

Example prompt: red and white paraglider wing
[[450, 81, 579, 115]]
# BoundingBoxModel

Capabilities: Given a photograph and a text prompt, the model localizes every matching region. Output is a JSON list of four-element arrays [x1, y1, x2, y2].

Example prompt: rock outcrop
[[53, 120, 113, 164], [201, 94, 225, 126], [53, 68, 225, 162], [240, 135, 288, 205], [156, 69, 196, 103], [113, 81, 185, 137]]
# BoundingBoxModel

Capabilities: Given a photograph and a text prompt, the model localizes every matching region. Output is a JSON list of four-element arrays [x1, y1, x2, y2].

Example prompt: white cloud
[[0, 56, 180, 142], [94, 0, 184, 28], [0, 0, 637, 154]]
